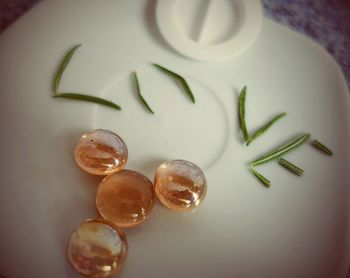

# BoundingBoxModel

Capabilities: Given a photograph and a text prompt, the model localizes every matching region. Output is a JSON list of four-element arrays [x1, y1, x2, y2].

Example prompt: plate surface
[[0, 1, 349, 278]]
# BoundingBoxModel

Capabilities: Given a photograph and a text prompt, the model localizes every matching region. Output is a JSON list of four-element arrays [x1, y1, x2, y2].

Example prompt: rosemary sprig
[[278, 158, 304, 176], [132, 71, 154, 114], [250, 167, 271, 188], [53, 44, 122, 110], [250, 133, 310, 167], [54, 93, 121, 110], [53, 44, 82, 94], [152, 63, 195, 103], [310, 140, 333, 155], [246, 112, 287, 146], [238, 86, 250, 143]]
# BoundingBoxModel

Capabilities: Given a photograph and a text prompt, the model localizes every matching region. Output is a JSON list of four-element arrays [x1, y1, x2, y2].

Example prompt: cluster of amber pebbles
[[68, 129, 207, 277]]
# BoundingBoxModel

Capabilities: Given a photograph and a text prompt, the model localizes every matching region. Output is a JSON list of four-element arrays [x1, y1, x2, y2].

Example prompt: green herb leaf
[[238, 86, 250, 143], [53, 44, 82, 94], [250, 167, 271, 188], [250, 133, 310, 167], [152, 63, 195, 103], [132, 71, 154, 114], [278, 158, 304, 176], [310, 139, 333, 155], [247, 112, 287, 146], [54, 93, 121, 110]]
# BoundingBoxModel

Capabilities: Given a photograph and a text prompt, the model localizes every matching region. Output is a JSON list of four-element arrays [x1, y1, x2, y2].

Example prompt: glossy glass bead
[[74, 129, 128, 175], [96, 170, 156, 228], [67, 218, 128, 277], [154, 160, 207, 212]]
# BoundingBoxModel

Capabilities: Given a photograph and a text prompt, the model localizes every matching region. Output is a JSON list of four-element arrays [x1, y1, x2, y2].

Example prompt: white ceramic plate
[[0, 1, 349, 278]]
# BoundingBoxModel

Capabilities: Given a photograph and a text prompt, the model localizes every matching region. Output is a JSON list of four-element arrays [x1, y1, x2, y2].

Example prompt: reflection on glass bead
[[96, 170, 156, 228], [67, 219, 128, 278], [154, 160, 207, 212], [74, 129, 128, 175]]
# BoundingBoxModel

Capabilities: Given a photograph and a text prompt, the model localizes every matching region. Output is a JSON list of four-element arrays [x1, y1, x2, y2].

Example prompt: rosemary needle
[[250, 167, 271, 188], [152, 63, 195, 103], [250, 133, 310, 167], [278, 158, 304, 176], [310, 139, 333, 155], [238, 86, 250, 143], [247, 112, 287, 146], [53, 44, 82, 94], [132, 71, 154, 114], [54, 93, 121, 110]]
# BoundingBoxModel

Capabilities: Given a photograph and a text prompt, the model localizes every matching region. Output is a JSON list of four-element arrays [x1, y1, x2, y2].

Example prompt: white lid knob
[[156, 0, 262, 61]]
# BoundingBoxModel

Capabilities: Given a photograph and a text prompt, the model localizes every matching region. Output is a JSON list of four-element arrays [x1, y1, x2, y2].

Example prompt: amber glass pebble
[[67, 219, 128, 278], [74, 129, 128, 175], [96, 170, 156, 228], [154, 160, 207, 212]]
